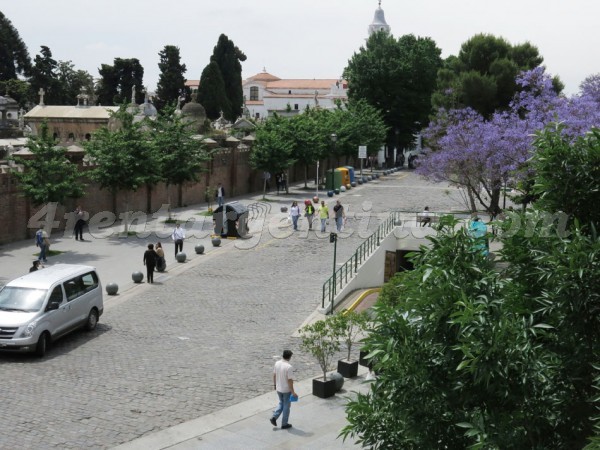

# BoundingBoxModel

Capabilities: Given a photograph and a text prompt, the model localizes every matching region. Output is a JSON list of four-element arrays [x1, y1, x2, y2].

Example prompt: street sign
[[358, 145, 367, 159]]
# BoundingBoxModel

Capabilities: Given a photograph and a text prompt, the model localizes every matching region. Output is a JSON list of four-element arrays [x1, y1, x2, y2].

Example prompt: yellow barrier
[[342, 288, 381, 315]]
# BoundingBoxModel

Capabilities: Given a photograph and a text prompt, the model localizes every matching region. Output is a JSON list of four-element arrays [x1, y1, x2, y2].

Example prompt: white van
[[0, 264, 104, 357]]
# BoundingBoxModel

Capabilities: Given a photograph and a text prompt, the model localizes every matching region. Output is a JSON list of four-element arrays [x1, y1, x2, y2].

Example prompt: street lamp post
[[329, 232, 338, 314], [330, 133, 337, 191], [316, 160, 320, 199]]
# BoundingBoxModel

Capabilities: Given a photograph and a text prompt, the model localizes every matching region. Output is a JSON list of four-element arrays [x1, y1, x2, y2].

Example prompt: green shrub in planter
[[299, 316, 340, 383], [331, 311, 370, 378]]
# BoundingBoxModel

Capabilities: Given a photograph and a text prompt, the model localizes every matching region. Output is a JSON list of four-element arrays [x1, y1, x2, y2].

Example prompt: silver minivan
[[0, 264, 104, 357]]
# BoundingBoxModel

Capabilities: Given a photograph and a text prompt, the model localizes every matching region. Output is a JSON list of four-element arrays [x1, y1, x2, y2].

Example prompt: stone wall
[[0, 145, 338, 245]]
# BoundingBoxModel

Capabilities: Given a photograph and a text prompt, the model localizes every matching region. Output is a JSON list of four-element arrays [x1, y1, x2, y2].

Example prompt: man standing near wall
[[171, 223, 185, 257], [215, 183, 225, 207]]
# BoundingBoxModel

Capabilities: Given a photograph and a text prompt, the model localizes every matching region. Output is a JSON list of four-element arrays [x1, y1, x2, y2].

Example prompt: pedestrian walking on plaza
[[73, 205, 86, 240], [290, 201, 301, 231], [143, 243, 157, 284], [275, 173, 282, 194], [35, 225, 49, 263], [319, 200, 329, 232], [155, 242, 166, 272], [215, 183, 225, 207], [270, 349, 297, 429], [305, 200, 315, 230], [420, 206, 432, 227], [333, 200, 346, 232], [172, 223, 185, 257]]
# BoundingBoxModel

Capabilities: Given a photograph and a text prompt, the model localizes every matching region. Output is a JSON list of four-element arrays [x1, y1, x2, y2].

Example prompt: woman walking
[[155, 242, 166, 272], [290, 201, 301, 231]]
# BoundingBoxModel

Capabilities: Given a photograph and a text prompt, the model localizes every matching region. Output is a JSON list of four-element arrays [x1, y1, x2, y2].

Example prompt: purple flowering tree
[[418, 68, 600, 217]]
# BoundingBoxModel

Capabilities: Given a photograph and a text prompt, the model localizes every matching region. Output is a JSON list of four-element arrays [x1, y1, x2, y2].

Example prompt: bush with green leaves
[[341, 127, 600, 448], [299, 317, 340, 381], [330, 310, 370, 362]]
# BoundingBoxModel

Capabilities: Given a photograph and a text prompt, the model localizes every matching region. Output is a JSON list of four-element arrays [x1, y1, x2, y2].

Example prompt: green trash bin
[[325, 169, 343, 191]]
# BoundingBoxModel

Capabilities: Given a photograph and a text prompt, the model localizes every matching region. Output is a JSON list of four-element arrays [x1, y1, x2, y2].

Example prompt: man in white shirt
[[171, 223, 185, 257], [270, 349, 297, 429], [215, 183, 225, 207]]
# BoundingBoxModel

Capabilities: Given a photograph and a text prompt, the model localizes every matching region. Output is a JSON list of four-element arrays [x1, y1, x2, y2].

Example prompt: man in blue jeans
[[270, 349, 297, 429]]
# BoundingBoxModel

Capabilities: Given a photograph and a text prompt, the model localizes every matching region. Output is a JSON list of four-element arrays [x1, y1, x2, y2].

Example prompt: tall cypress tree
[[155, 45, 186, 111], [0, 11, 32, 81], [210, 34, 246, 122], [197, 61, 228, 120], [96, 58, 144, 105], [30, 46, 63, 105]]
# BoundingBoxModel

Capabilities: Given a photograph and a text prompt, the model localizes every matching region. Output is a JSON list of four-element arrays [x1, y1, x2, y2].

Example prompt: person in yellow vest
[[305, 201, 315, 230], [319, 201, 329, 232]]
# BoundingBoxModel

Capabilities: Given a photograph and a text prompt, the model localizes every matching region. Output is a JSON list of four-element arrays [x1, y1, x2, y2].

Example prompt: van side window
[[49, 286, 64, 305], [64, 272, 99, 301]]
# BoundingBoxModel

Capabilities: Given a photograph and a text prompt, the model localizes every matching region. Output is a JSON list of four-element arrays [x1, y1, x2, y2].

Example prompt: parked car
[[0, 264, 104, 357]]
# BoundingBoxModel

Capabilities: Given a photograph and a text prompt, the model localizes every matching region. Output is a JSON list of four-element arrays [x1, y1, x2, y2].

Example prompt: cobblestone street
[[0, 172, 464, 449]]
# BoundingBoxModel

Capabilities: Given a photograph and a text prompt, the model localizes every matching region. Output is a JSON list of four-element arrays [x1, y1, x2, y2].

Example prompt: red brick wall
[[0, 146, 310, 245]]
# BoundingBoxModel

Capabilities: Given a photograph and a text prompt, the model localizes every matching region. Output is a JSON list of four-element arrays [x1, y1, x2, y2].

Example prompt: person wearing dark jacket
[[143, 244, 157, 284]]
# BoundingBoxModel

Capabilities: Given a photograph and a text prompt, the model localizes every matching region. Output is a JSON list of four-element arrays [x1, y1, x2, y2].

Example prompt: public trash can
[[213, 202, 249, 238], [344, 166, 356, 183], [325, 169, 342, 191]]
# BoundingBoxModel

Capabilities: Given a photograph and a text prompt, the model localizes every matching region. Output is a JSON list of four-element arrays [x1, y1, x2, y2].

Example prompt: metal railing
[[321, 210, 401, 309]]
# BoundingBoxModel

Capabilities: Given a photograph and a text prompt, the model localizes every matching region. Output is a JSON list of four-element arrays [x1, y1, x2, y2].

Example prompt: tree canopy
[[343, 126, 600, 448], [155, 45, 187, 111], [431, 34, 548, 118], [0, 11, 31, 81], [344, 31, 442, 150], [197, 61, 229, 121], [96, 58, 144, 106], [11, 122, 84, 205]]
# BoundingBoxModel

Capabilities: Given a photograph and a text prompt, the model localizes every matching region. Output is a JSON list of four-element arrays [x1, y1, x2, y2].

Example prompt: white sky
[[3, 0, 598, 96]]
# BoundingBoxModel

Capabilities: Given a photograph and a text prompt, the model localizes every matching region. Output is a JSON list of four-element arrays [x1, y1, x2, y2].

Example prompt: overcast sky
[[3, 0, 598, 96]]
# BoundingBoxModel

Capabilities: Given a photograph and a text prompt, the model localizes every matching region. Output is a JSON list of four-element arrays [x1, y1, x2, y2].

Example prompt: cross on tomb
[[38, 88, 45, 106]]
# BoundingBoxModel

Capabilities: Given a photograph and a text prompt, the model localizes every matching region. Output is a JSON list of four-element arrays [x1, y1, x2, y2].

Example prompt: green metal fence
[[321, 210, 401, 309]]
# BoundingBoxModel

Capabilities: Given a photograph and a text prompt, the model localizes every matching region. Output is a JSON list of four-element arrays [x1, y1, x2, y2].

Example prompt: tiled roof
[[263, 94, 324, 99], [246, 71, 281, 82], [246, 100, 264, 105], [185, 80, 200, 87]]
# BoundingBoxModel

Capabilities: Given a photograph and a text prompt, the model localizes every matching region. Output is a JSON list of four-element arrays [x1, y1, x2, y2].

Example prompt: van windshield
[[0, 287, 48, 312]]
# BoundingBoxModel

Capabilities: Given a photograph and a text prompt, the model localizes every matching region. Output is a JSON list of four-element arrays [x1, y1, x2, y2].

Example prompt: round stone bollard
[[334, 188, 340, 195], [327, 190, 334, 197], [367, 176, 373, 181], [362, 177, 368, 183], [346, 184, 352, 190], [132, 271, 144, 284], [329, 371, 345, 392], [176, 252, 186, 263], [195, 244, 205, 255], [357, 179, 363, 185], [105, 282, 119, 295], [351, 181, 357, 187], [280, 206, 288, 213], [313, 196, 319, 203], [340, 186, 346, 192], [212, 237, 221, 247]]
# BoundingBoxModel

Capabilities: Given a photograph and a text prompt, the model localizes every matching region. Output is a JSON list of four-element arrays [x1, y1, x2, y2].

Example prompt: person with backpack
[[35, 225, 49, 263]]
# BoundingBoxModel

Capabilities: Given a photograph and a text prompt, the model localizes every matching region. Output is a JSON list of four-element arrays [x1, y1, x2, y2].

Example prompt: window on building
[[294, 104, 299, 110], [85, 134, 91, 141], [255, 112, 260, 119], [250, 86, 259, 101], [288, 90, 292, 94], [53, 132, 59, 140], [68, 133, 75, 142]]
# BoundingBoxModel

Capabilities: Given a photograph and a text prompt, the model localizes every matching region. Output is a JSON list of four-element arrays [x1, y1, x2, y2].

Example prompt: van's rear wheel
[[35, 332, 49, 358], [85, 309, 99, 331]]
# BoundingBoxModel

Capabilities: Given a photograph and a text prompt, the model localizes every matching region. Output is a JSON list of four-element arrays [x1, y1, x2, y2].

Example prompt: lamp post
[[330, 133, 337, 191], [329, 232, 338, 314], [316, 159, 320, 199]]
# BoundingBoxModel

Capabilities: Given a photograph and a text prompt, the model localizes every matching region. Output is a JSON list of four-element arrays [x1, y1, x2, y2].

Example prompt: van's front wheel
[[85, 309, 99, 331], [35, 332, 49, 358]]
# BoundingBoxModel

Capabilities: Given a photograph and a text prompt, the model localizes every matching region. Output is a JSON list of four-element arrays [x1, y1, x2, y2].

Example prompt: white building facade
[[242, 70, 348, 120]]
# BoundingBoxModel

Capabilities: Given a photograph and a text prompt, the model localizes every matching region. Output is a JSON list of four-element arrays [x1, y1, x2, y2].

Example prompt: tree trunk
[[467, 187, 477, 213], [304, 164, 308, 188]]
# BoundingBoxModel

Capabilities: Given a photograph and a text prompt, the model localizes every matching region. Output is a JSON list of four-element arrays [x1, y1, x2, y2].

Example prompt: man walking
[[333, 200, 346, 232], [215, 183, 225, 207], [270, 349, 297, 430], [171, 223, 185, 257], [35, 225, 49, 263], [319, 201, 329, 233]]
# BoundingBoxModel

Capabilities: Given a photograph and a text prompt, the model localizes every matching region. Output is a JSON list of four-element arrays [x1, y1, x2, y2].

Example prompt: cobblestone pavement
[[0, 172, 464, 449]]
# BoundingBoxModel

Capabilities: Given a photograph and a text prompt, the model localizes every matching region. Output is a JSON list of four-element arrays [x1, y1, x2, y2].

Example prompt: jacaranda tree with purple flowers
[[418, 67, 600, 217]]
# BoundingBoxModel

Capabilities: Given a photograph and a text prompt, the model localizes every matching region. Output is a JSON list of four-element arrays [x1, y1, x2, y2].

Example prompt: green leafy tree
[[342, 126, 600, 448], [0, 11, 31, 81], [209, 34, 247, 122], [155, 45, 187, 111], [249, 114, 295, 198], [197, 61, 229, 121], [84, 106, 160, 228], [432, 34, 547, 117], [299, 317, 341, 381], [344, 32, 442, 150], [29, 46, 63, 105], [96, 58, 144, 106], [11, 122, 84, 205], [150, 105, 211, 209], [56, 60, 95, 106], [0, 78, 33, 107]]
